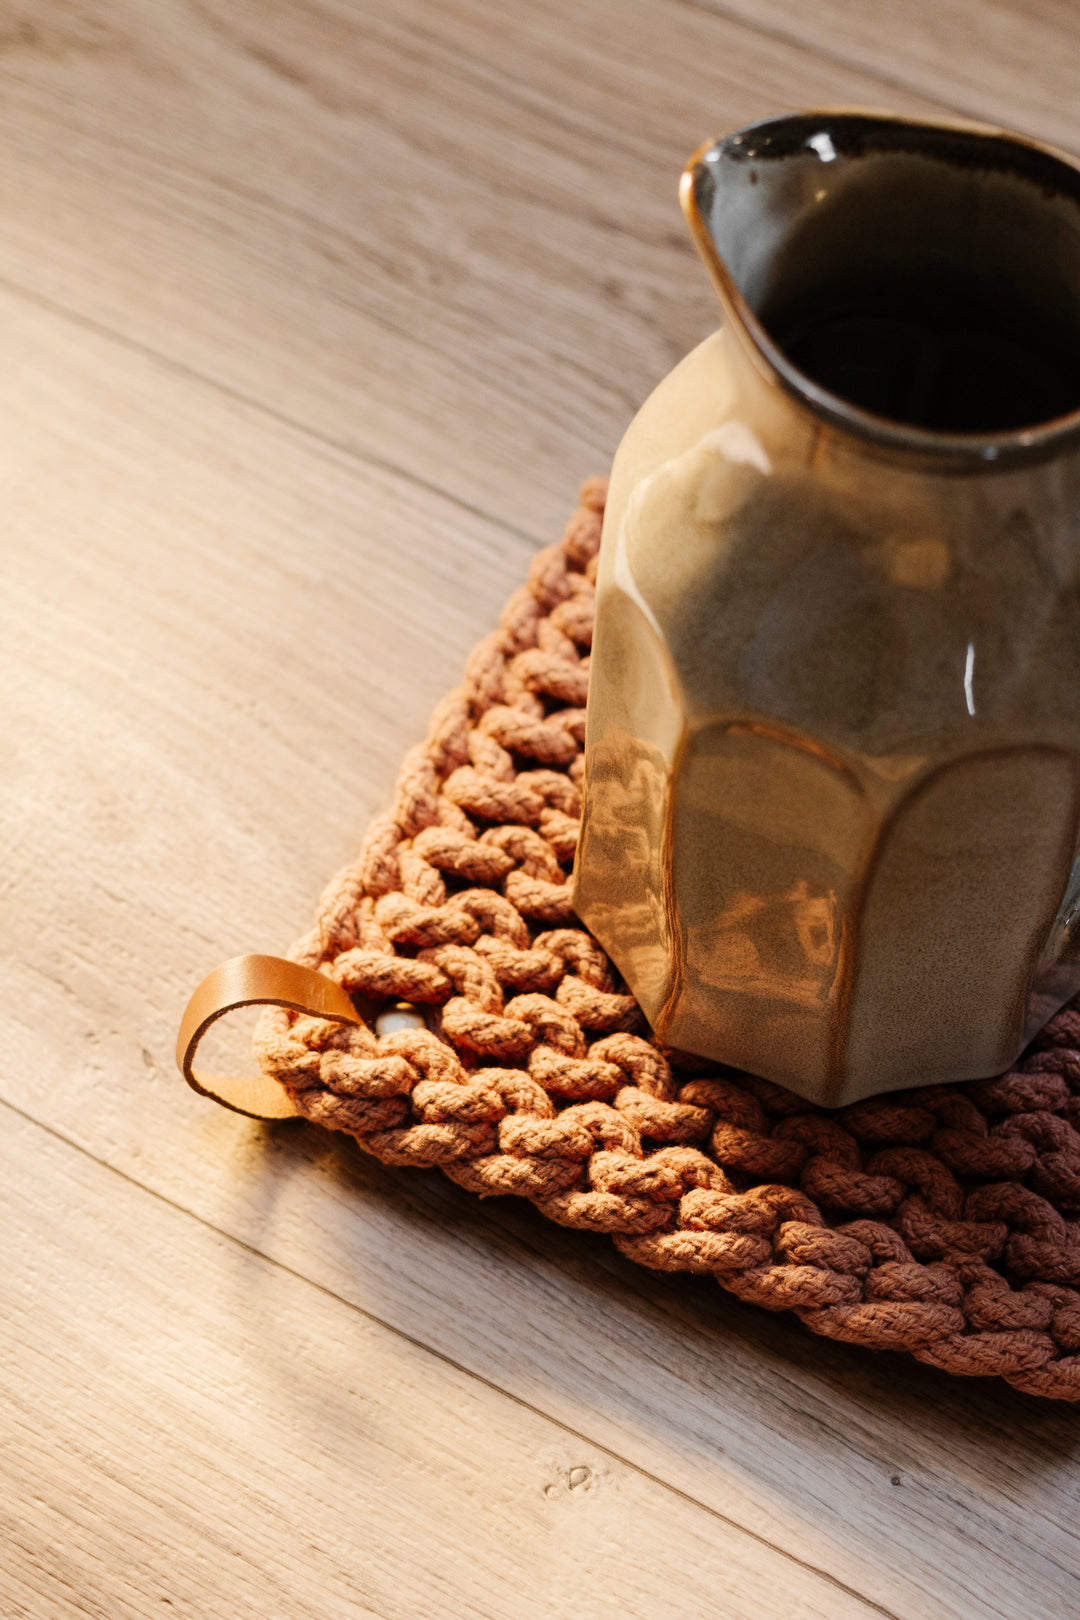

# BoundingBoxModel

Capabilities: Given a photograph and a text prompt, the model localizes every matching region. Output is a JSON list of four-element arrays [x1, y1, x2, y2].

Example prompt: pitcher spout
[[681, 111, 1080, 466]]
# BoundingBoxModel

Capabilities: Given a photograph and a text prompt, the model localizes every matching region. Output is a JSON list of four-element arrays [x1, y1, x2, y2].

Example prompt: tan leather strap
[[176, 954, 361, 1120]]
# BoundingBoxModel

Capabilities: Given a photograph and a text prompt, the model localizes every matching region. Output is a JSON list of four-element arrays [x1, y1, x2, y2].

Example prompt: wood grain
[[0, 0, 945, 542], [4, 280, 1080, 1620], [4, 0, 1080, 1615], [4, 1103, 890, 1620], [690, 0, 1080, 152]]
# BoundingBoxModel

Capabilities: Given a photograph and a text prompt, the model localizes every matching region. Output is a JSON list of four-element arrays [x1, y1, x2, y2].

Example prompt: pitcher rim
[[681, 108, 1080, 470]]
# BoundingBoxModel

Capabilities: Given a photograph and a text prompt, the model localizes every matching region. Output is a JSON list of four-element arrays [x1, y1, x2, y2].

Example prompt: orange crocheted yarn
[[254, 479, 1080, 1400]]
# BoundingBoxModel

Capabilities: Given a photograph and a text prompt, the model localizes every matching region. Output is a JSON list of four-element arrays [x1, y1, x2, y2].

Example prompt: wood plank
[[691, 0, 1080, 153], [1, 1101, 886, 1620], [7, 3, 1080, 1615], [0, 276, 533, 963], [0, 0, 948, 544], [3, 285, 1079, 1619]]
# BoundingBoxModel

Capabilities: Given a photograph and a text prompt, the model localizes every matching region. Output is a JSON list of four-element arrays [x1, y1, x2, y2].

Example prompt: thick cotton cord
[[252, 478, 1080, 1400]]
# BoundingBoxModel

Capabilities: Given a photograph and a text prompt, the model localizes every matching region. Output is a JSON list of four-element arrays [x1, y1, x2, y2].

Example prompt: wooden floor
[[6, 2, 1080, 1615]]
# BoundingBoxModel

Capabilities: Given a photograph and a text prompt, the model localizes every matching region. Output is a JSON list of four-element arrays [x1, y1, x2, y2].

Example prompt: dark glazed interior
[[692, 114, 1080, 434]]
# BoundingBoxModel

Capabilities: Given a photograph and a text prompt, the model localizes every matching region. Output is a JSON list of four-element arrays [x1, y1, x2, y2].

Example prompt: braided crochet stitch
[[253, 478, 1080, 1400]]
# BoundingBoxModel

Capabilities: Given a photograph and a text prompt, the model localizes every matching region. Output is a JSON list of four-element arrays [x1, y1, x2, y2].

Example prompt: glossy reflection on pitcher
[[573, 110, 1080, 1107]]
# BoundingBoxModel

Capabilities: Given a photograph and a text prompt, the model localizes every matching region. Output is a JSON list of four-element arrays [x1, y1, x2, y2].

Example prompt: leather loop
[[175, 954, 362, 1120]]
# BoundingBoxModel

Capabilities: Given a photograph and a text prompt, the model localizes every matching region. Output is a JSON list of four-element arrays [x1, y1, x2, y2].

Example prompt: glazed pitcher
[[573, 110, 1080, 1107]]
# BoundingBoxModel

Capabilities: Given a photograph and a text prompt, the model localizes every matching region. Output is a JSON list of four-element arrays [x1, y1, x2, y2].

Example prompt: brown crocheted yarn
[[254, 478, 1080, 1400]]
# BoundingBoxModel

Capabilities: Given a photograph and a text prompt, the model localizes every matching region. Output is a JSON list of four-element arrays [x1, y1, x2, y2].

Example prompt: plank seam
[[0, 1090, 901, 1620], [0, 268, 543, 553]]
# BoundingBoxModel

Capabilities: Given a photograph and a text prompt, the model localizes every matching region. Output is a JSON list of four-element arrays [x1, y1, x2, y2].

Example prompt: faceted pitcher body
[[573, 113, 1080, 1106]]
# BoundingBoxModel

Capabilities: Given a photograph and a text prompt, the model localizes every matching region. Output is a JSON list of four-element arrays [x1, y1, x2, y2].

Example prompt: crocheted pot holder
[[179, 478, 1080, 1401]]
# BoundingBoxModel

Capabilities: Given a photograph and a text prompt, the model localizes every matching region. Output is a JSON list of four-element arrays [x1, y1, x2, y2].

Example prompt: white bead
[[375, 1005, 427, 1037]]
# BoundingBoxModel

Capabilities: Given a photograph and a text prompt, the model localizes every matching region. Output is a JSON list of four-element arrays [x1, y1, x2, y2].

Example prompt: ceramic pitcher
[[573, 110, 1080, 1107]]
